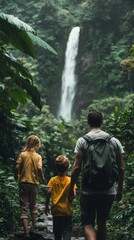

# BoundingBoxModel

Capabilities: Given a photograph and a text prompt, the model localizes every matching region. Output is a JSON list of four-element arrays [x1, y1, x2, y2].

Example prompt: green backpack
[[82, 135, 119, 191]]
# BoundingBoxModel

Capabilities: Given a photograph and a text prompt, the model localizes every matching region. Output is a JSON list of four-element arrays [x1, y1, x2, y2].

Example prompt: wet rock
[[14, 203, 84, 240]]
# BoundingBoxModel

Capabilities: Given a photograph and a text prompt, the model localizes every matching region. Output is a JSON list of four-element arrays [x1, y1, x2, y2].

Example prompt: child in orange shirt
[[45, 155, 76, 240]]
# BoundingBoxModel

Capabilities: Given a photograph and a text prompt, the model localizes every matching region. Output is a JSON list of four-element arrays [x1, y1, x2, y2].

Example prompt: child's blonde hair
[[23, 135, 41, 151], [55, 155, 69, 173]]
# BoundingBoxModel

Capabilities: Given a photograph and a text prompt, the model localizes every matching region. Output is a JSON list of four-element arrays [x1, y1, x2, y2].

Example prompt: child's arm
[[45, 187, 52, 216], [38, 167, 45, 182], [37, 155, 45, 182], [73, 188, 76, 198], [14, 163, 21, 180]]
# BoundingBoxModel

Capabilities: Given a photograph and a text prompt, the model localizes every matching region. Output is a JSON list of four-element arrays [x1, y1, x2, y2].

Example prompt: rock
[[14, 203, 84, 240]]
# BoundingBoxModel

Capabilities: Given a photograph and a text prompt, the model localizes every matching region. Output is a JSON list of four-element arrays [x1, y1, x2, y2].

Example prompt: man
[[68, 110, 125, 240]]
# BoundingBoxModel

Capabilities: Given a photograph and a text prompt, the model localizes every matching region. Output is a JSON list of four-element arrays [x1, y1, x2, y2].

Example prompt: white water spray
[[58, 26, 80, 121]]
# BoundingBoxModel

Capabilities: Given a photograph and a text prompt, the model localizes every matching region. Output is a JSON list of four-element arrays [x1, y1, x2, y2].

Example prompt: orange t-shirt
[[47, 175, 76, 216], [16, 151, 42, 185]]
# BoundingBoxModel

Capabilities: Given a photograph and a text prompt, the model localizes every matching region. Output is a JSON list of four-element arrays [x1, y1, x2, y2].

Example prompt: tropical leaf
[[0, 89, 18, 115], [8, 30, 35, 58], [0, 12, 57, 56], [0, 50, 32, 79], [0, 12, 35, 33], [27, 32, 57, 55], [9, 87, 30, 105], [0, 84, 4, 89], [0, 25, 35, 57], [14, 76, 42, 110]]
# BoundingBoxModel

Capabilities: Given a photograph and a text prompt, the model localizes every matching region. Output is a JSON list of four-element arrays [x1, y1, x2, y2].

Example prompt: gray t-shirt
[[74, 130, 124, 195]]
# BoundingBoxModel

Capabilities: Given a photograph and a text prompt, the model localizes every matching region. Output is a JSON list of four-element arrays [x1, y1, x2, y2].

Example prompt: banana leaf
[[0, 12, 57, 57]]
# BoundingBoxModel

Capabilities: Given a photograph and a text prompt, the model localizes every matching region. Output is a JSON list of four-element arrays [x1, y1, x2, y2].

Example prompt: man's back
[[75, 130, 124, 194]]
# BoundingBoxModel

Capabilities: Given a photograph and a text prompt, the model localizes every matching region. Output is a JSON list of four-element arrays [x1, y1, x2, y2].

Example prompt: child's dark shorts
[[53, 216, 72, 240], [80, 193, 115, 227]]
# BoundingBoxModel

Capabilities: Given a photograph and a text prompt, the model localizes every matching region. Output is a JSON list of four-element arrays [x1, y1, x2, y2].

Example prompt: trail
[[14, 203, 85, 240]]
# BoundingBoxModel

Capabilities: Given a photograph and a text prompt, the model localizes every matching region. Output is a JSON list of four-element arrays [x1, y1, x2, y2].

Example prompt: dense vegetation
[[1, 0, 134, 115], [0, 0, 134, 239]]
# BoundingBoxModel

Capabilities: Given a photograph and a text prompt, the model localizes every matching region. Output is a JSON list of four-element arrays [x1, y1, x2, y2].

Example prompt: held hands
[[68, 188, 75, 203], [115, 191, 123, 202]]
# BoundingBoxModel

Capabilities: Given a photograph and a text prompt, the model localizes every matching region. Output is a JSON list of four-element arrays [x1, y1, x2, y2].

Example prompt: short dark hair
[[55, 155, 69, 173], [87, 110, 103, 127]]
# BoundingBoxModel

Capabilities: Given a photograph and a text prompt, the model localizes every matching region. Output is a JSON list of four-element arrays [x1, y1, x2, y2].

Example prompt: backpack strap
[[83, 134, 112, 143], [106, 135, 119, 152], [83, 134, 114, 155], [105, 135, 113, 141], [83, 134, 93, 144]]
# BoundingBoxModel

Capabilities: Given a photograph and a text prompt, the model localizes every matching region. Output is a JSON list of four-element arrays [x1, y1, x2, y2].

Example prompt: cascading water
[[58, 26, 80, 121]]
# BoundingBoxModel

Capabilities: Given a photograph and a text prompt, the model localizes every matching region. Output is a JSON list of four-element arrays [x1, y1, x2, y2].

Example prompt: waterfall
[[58, 26, 80, 121]]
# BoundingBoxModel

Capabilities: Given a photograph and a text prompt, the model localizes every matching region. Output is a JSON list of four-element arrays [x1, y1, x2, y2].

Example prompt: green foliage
[[27, 103, 77, 178], [0, 1, 133, 238], [0, 12, 57, 161], [76, 0, 134, 104], [107, 95, 134, 153], [27, 32, 57, 55], [105, 96, 134, 239], [0, 12, 57, 57], [0, 11, 57, 118], [74, 95, 133, 138], [107, 153, 134, 240], [1, 0, 133, 115], [0, 94, 133, 238], [0, 163, 20, 236]]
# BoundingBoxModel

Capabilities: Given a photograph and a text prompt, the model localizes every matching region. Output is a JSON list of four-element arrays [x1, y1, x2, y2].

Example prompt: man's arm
[[68, 152, 83, 202], [116, 153, 125, 202]]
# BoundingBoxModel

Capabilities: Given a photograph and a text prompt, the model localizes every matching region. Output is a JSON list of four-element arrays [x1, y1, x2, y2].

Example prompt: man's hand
[[68, 153, 82, 202], [115, 191, 123, 202], [68, 188, 75, 203]]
